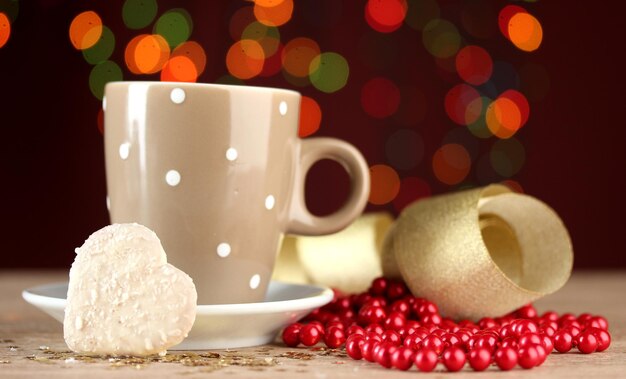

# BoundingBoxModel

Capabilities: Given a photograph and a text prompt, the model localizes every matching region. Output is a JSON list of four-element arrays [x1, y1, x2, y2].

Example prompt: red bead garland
[[282, 277, 612, 372]]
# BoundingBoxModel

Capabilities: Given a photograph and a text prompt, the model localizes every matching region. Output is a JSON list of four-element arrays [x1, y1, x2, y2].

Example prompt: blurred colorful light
[[229, 6, 256, 41], [455, 45, 493, 86], [498, 5, 527, 40], [309, 52, 349, 93], [254, 0, 293, 27], [161, 56, 197, 82], [82, 26, 115, 65], [282, 37, 320, 78], [69, 11, 103, 50], [369, 164, 401, 205], [444, 84, 482, 125], [466, 96, 493, 139], [125, 34, 170, 75], [508, 12, 543, 52], [361, 77, 401, 118], [432, 143, 471, 185], [365, 0, 408, 33], [171, 41, 206, 78], [260, 43, 283, 77], [89, 60, 123, 100], [422, 19, 461, 58], [154, 8, 192, 48], [226, 39, 265, 80], [122, 0, 158, 30], [500, 89, 530, 127], [298, 96, 322, 137], [242, 21, 281, 57], [485, 97, 522, 139], [0, 12, 9, 48]]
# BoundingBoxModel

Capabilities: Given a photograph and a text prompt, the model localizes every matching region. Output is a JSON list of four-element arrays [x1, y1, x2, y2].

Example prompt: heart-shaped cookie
[[64, 223, 197, 356]]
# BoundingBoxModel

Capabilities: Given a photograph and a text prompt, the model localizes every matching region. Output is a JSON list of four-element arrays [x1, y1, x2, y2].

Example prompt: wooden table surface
[[1, 270, 625, 378]]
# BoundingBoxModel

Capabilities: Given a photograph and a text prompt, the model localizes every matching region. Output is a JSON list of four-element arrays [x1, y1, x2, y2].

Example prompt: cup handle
[[286, 137, 370, 236]]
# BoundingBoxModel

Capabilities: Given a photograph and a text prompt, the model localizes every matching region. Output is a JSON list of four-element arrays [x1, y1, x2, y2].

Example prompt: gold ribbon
[[382, 184, 573, 320], [272, 213, 393, 293]]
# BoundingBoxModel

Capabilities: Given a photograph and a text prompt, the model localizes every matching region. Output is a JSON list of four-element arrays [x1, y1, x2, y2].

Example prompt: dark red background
[[1, 1, 624, 268]]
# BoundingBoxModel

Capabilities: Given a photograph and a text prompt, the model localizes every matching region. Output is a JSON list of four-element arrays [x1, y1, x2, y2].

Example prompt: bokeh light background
[[1, 0, 624, 268], [68, 0, 542, 209]]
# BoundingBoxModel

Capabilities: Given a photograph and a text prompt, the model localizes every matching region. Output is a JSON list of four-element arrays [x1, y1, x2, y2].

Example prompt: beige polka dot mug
[[103, 82, 370, 305]]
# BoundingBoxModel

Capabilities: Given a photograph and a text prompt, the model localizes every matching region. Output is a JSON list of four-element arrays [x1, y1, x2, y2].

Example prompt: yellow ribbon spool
[[383, 184, 573, 320]]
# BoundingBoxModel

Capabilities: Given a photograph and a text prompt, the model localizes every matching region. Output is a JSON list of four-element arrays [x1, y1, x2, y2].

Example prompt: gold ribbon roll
[[383, 184, 573, 320], [273, 213, 393, 293]]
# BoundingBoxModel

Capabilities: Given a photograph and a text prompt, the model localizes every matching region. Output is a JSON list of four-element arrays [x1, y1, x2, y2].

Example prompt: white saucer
[[22, 281, 333, 350]]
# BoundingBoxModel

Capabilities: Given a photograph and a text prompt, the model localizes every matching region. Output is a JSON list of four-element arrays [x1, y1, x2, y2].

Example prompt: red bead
[[577, 330, 598, 354], [345, 335, 364, 360], [441, 333, 462, 348], [390, 346, 415, 371], [360, 340, 379, 362], [577, 313, 593, 324], [590, 328, 611, 352], [374, 343, 397, 368], [422, 313, 442, 325], [442, 346, 466, 372], [358, 305, 387, 326], [478, 317, 497, 329], [500, 336, 518, 349], [495, 347, 518, 371], [308, 321, 324, 334], [366, 332, 382, 343], [553, 330, 573, 353], [541, 334, 554, 353], [325, 320, 344, 330], [541, 325, 556, 337], [346, 325, 364, 336], [421, 335, 444, 355], [558, 313, 577, 327], [534, 344, 548, 365], [518, 332, 542, 348], [469, 347, 491, 371], [541, 311, 559, 322], [587, 316, 609, 330], [369, 277, 388, 296], [402, 333, 422, 349], [381, 330, 401, 345], [397, 326, 416, 338], [430, 328, 446, 337], [390, 299, 411, 316], [514, 320, 538, 335], [414, 349, 438, 372], [324, 326, 346, 349], [384, 312, 406, 331], [365, 323, 384, 335], [516, 304, 538, 319], [416, 301, 439, 317], [563, 325, 581, 340], [518, 345, 540, 369], [477, 333, 498, 349], [300, 324, 322, 346], [386, 281, 409, 299], [281, 323, 301, 347], [338, 309, 355, 323]]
